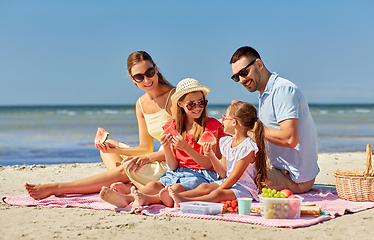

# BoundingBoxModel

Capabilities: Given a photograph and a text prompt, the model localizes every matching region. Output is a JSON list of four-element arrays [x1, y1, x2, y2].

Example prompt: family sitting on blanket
[[24, 46, 319, 209]]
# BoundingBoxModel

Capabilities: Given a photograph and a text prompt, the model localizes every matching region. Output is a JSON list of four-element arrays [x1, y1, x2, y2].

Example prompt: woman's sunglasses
[[185, 99, 208, 111], [132, 66, 156, 83], [231, 59, 257, 82]]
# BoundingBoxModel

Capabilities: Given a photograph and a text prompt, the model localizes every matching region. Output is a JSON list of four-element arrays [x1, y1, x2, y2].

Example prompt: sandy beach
[[1, 152, 373, 240]]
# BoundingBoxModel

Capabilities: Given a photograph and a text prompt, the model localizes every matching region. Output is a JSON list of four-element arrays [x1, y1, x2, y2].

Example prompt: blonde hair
[[127, 51, 172, 86], [175, 91, 207, 143], [229, 101, 268, 191]]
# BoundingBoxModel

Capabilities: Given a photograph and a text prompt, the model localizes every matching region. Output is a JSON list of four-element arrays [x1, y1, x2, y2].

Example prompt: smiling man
[[230, 46, 319, 194]]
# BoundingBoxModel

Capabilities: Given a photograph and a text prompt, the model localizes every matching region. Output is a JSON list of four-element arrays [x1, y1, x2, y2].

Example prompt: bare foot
[[99, 186, 131, 208], [168, 187, 187, 208], [24, 182, 59, 199], [159, 186, 174, 207], [130, 186, 149, 208], [110, 182, 134, 194]]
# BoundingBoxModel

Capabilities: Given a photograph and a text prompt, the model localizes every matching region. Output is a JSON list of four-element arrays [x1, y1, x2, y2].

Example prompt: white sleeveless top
[[138, 89, 174, 142]]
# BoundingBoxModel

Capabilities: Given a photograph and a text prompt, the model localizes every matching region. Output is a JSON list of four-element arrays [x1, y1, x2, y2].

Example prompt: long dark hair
[[127, 51, 172, 86], [229, 101, 268, 192]]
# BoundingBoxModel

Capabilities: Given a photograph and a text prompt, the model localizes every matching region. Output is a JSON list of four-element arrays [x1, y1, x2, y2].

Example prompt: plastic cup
[[238, 198, 252, 215]]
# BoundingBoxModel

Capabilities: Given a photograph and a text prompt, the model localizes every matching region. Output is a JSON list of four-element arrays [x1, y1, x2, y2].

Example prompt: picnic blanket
[[3, 188, 374, 228]]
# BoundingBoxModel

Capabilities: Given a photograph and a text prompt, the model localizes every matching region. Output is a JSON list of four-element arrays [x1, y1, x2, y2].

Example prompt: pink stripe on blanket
[[3, 189, 374, 228]]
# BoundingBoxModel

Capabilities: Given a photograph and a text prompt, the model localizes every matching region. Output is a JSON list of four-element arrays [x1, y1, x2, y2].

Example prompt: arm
[[204, 143, 226, 178], [264, 118, 299, 149], [218, 151, 255, 189], [161, 134, 179, 171], [172, 136, 213, 170]]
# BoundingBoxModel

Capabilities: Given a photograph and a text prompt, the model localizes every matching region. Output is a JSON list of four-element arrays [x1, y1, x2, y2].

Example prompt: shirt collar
[[259, 72, 278, 99]]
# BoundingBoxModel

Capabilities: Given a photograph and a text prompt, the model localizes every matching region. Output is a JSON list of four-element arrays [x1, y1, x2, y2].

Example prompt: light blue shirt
[[258, 73, 319, 183]]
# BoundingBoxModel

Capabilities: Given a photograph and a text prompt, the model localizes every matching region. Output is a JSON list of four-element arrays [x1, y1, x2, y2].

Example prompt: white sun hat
[[171, 78, 210, 102]]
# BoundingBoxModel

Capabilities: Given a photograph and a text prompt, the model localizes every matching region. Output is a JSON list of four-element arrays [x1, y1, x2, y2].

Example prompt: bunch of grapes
[[260, 188, 287, 198]]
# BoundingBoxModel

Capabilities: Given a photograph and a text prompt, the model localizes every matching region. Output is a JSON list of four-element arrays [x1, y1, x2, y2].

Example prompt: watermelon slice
[[95, 127, 109, 145], [197, 131, 217, 145], [162, 125, 181, 138]]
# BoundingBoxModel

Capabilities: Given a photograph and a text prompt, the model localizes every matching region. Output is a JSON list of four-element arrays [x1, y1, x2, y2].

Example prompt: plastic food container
[[259, 196, 304, 219], [179, 201, 224, 215]]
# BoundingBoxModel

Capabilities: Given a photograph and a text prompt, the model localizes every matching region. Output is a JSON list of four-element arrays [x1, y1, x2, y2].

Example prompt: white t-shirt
[[220, 136, 259, 201]]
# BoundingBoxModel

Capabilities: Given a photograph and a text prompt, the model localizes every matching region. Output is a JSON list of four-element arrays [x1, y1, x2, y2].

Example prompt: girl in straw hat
[[100, 78, 225, 208]]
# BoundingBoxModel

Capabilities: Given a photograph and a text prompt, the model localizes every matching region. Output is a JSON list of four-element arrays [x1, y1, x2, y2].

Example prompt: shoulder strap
[[164, 88, 175, 109], [138, 98, 145, 114]]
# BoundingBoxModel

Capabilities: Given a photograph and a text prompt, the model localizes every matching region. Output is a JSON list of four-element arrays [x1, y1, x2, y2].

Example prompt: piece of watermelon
[[197, 131, 217, 145], [162, 125, 181, 137], [95, 127, 109, 145]]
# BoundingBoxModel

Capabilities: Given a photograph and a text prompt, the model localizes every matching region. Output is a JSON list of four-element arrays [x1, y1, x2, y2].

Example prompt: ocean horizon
[[1, 103, 373, 166]]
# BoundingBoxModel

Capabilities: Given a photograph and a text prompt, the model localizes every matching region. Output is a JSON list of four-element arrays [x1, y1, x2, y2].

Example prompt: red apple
[[288, 195, 300, 210], [280, 189, 293, 198]]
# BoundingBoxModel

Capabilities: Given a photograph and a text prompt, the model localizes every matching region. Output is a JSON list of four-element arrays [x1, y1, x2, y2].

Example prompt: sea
[[1, 104, 374, 166]]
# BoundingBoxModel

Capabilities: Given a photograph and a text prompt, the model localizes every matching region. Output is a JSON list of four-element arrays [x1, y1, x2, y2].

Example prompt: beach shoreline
[[1, 152, 373, 239]]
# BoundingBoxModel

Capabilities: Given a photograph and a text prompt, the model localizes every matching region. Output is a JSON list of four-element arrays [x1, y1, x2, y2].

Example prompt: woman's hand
[[172, 135, 190, 152], [95, 141, 117, 154], [122, 155, 150, 173]]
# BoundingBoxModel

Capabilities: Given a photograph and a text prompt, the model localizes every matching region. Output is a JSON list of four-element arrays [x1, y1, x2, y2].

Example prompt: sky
[[1, 0, 373, 106]]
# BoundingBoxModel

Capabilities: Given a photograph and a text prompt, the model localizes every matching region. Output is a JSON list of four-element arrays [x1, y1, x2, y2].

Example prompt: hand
[[161, 134, 174, 148], [95, 141, 117, 154], [122, 155, 150, 173], [203, 142, 213, 156], [172, 135, 190, 152], [231, 99, 237, 105]]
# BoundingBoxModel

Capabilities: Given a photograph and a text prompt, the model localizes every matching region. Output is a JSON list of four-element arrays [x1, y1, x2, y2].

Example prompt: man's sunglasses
[[132, 66, 156, 83], [231, 59, 257, 82], [185, 99, 208, 111]]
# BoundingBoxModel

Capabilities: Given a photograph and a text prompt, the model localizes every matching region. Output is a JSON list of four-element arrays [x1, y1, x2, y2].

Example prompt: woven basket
[[334, 144, 374, 202]]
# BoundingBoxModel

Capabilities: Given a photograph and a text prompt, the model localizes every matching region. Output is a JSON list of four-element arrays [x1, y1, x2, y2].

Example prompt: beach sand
[[1, 152, 373, 240]]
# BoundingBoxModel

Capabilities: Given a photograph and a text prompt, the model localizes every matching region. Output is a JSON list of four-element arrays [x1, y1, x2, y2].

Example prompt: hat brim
[[171, 86, 210, 102]]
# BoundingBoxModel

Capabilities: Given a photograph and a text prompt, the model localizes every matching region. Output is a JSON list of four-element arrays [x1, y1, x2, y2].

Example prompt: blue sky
[[1, 0, 373, 106]]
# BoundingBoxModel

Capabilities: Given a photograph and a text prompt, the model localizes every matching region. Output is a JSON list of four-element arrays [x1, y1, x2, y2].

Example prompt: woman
[[25, 51, 175, 199]]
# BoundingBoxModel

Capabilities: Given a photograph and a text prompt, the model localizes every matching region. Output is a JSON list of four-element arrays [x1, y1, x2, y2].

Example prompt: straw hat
[[171, 78, 210, 102]]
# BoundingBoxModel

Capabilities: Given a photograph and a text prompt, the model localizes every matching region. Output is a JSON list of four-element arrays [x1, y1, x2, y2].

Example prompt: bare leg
[[99, 187, 133, 208], [25, 165, 131, 199], [131, 186, 162, 207], [169, 187, 236, 207], [100, 140, 123, 170], [110, 182, 135, 194], [179, 183, 219, 197]]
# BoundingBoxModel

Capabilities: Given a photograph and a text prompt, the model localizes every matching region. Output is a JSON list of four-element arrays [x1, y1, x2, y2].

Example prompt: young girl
[[161, 101, 268, 207], [100, 78, 225, 208]]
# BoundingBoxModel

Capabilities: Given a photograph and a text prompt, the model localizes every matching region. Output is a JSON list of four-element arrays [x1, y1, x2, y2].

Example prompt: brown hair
[[127, 51, 172, 86], [175, 92, 207, 143], [229, 101, 268, 192], [230, 46, 261, 64]]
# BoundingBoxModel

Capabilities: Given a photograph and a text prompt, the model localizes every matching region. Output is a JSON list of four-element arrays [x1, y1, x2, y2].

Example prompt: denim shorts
[[214, 178, 254, 199], [158, 167, 218, 191]]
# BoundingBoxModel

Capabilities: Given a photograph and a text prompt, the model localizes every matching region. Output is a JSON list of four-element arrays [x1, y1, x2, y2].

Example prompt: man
[[230, 46, 319, 193]]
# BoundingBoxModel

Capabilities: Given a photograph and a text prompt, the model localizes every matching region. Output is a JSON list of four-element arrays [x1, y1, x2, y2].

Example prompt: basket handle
[[363, 144, 373, 178]]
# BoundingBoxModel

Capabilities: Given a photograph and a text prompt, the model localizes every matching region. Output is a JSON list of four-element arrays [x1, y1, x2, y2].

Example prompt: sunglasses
[[231, 59, 257, 82], [185, 99, 208, 111], [132, 66, 156, 83], [222, 114, 234, 121]]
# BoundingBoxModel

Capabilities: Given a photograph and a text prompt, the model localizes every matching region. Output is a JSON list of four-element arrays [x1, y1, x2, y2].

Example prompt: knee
[[170, 184, 185, 193], [145, 181, 162, 189]]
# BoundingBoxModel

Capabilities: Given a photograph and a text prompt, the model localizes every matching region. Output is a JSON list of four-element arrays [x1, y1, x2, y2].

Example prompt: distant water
[[1, 104, 373, 166]]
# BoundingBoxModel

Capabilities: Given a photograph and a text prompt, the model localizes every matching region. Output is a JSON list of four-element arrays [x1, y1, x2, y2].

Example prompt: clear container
[[179, 201, 224, 215], [259, 196, 304, 219]]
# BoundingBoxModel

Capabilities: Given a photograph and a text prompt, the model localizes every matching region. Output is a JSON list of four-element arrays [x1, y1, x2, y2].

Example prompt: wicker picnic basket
[[334, 144, 374, 202]]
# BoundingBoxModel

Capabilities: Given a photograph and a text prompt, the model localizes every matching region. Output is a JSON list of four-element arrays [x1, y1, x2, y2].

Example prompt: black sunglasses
[[231, 59, 257, 82], [132, 66, 156, 83], [185, 99, 208, 111]]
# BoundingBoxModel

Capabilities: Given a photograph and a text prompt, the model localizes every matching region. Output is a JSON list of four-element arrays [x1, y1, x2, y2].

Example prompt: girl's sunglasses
[[185, 99, 208, 111], [132, 66, 156, 83], [222, 114, 234, 121], [231, 58, 257, 82]]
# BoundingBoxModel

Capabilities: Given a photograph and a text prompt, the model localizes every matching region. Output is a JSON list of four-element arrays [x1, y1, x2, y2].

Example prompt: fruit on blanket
[[288, 195, 300, 210], [197, 131, 217, 146], [162, 125, 181, 138], [280, 189, 293, 198], [221, 200, 239, 213], [95, 127, 109, 145]]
